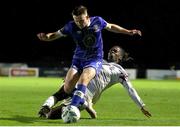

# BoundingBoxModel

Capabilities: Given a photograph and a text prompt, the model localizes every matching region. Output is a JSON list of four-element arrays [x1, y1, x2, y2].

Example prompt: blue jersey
[[59, 16, 107, 60]]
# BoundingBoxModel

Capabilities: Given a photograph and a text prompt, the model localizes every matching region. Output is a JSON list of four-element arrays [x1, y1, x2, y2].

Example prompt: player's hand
[[141, 107, 152, 118], [130, 29, 142, 36], [37, 33, 48, 41]]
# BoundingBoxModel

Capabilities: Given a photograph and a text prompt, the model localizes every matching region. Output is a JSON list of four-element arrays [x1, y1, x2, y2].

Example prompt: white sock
[[42, 96, 57, 108], [83, 101, 88, 107]]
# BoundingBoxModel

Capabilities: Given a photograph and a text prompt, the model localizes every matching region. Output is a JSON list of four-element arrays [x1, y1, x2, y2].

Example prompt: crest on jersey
[[83, 34, 96, 48], [93, 25, 100, 32]]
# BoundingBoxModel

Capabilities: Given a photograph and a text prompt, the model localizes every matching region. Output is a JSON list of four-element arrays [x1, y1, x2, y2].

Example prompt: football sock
[[70, 84, 86, 107], [42, 96, 56, 108], [53, 85, 70, 101]]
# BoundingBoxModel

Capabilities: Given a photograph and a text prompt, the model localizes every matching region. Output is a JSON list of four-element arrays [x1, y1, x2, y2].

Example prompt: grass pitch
[[0, 77, 180, 126]]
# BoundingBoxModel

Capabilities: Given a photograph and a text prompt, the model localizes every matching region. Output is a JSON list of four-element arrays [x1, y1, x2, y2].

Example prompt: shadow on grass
[[80, 117, 92, 120], [0, 115, 37, 124], [95, 117, 146, 121], [0, 115, 147, 125], [80, 117, 146, 121], [0, 115, 62, 124]]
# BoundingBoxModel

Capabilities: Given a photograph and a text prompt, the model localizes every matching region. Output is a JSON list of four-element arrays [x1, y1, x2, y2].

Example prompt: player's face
[[73, 14, 89, 29], [108, 46, 121, 63]]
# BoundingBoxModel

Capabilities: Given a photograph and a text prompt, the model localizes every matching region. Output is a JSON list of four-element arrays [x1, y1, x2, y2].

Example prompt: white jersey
[[62, 62, 145, 109], [86, 62, 145, 108]]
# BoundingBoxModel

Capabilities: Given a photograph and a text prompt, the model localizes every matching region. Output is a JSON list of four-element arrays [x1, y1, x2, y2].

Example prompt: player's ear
[[86, 15, 89, 19]]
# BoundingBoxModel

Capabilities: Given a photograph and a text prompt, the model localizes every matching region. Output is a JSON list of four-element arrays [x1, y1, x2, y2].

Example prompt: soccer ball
[[61, 105, 80, 123]]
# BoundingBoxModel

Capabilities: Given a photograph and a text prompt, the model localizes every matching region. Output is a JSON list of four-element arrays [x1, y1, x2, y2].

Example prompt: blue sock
[[70, 84, 86, 107]]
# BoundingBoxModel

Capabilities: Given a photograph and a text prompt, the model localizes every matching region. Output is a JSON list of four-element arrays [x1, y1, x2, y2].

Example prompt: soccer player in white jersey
[[38, 46, 152, 119], [37, 5, 142, 109]]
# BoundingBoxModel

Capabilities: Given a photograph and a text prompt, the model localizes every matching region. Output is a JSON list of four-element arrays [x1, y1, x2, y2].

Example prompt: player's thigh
[[64, 68, 80, 93], [78, 67, 96, 85]]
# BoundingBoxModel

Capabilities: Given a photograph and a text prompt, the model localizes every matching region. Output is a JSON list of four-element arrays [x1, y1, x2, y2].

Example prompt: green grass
[[0, 77, 180, 126]]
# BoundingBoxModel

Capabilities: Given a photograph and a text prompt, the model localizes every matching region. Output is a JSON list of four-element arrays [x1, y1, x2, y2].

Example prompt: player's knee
[[79, 69, 96, 84], [79, 75, 94, 85], [64, 84, 73, 94]]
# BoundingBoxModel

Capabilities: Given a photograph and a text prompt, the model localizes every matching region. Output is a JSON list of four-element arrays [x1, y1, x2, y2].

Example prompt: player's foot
[[85, 100, 97, 119], [38, 105, 51, 118]]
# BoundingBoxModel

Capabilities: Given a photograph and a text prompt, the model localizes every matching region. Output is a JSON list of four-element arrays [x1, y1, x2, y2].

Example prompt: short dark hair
[[72, 5, 88, 16]]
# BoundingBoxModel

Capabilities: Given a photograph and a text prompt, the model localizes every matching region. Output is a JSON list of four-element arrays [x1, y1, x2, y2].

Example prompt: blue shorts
[[71, 58, 102, 75]]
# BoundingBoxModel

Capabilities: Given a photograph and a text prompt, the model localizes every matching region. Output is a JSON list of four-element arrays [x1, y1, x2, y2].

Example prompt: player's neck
[[87, 19, 91, 27]]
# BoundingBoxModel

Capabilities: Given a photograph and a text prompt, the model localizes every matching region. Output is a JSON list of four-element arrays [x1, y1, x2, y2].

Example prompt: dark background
[[1, 0, 180, 69]]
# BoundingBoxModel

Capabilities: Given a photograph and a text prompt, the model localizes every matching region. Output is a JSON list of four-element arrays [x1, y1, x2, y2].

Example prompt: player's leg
[[70, 67, 96, 107], [38, 85, 71, 118], [47, 102, 96, 120], [47, 104, 66, 119], [63, 67, 80, 94], [52, 85, 74, 101], [38, 68, 79, 118], [70, 59, 102, 109], [83, 95, 97, 118], [70, 70, 97, 118]]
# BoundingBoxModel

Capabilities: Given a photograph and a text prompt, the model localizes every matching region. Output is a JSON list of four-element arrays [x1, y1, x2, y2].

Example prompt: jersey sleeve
[[121, 80, 145, 108], [118, 68, 145, 108], [97, 16, 108, 30], [57, 21, 72, 36]]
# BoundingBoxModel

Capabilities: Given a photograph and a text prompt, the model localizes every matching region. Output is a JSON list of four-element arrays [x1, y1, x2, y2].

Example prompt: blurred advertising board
[[9, 68, 39, 77]]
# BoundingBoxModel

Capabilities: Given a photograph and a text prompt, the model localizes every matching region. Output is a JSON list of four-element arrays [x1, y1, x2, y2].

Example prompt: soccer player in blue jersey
[[37, 5, 142, 109]]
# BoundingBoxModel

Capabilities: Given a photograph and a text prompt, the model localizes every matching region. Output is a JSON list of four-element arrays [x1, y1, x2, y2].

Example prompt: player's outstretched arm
[[141, 106, 152, 118], [37, 31, 64, 41], [105, 23, 142, 36], [121, 80, 152, 118]]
